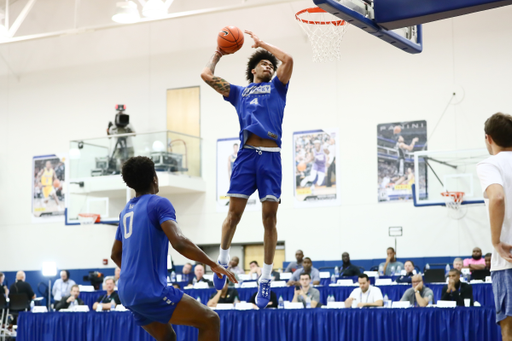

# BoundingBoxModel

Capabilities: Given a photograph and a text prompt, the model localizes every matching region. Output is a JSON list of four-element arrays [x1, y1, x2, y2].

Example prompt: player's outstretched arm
[[162, 220, 238, 283], [201, 51, 231, 97], [487, 184, 512, 262], [245, 30, 293, 84]]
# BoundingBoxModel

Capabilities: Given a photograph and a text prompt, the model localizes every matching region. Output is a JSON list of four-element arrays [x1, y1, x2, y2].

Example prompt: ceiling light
[[112, 1, 140, 24], [142, 0, 168, 19]]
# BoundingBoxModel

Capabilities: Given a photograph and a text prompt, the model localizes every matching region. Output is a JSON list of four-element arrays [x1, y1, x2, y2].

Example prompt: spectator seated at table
[[249, 290, 278, 309], [463, 247, 486, 271], [247, 260, 262, 280], [441, 269, 474, 306], [345, 274, 384, 308], [292, 273, 320, 308], [186, 263, 213, 288], [0, 272, 8, 296], [228, 256, 245, 275], [179, 262, 193, 283], [484, 253, 492, 271], [55, 285, 85, 311], [287, 258, 320, 286], [400, 274, 434, 307], [396, 260, 415, 284], [207, 280, 239, 308], [378, 247, 404, 276], [92, 278, 121, 311], [339, 252, 361, 277], [52, 270, 76, 302], [285, 250, 304, 273]]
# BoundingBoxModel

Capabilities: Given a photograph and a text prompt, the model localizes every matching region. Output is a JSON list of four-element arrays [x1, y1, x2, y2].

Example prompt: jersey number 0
[[123, 211, 134, 239]]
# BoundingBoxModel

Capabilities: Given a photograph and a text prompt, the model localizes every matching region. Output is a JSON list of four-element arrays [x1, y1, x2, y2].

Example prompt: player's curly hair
[[121, 156, 156, 192], [246, 49, 279, 83]]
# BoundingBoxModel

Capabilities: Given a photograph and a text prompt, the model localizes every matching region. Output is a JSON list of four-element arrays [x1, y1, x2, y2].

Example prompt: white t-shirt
[[476, 151, 512, 271], [349, 285, 384, 304]]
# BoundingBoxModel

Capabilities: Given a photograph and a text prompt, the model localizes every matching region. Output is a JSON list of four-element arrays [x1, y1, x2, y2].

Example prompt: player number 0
[[123, 211, 134, 239]]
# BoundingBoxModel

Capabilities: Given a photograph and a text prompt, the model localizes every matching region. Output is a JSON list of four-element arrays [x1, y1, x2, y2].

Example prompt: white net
[[78, 214, 100, 225], [295, 8, 348, 63], [442, 192, 467, 220]]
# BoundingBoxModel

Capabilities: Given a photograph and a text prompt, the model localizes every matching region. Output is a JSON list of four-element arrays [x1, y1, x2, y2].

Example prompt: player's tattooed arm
[[201, 52, 231, 97]]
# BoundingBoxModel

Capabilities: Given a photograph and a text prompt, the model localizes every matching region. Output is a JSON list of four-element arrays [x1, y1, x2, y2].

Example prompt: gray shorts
[[492, 268, 512, 324]]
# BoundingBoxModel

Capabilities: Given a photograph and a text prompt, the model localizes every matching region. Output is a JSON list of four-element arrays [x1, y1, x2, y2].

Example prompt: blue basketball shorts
[[127, 286, 184, 326], [228, 146, 282, 202], [492, 268, 512, 324]]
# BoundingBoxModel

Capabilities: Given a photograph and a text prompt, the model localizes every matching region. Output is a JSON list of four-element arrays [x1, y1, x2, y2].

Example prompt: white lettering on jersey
[[250, 98, 259, 105], [242, 84, 271, 97]]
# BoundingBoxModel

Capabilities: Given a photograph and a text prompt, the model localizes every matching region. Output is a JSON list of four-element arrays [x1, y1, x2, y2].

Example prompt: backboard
[[412, 148, 488, 207]]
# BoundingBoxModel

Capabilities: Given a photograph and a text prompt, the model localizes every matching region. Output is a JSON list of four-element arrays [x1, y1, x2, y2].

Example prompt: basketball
[[297, 162, 307, 172], [217, 26, 244, 54], [53, 179, 61, 189], [393, 126, 402, 134]]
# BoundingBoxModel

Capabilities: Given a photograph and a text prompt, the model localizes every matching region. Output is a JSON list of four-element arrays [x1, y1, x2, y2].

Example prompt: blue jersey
[[115, 194, 177, 307], [224, 76, 288, 148]]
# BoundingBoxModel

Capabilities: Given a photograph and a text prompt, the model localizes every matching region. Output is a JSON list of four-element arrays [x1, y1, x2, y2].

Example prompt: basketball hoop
[[441, 191, 467, 219], [78, 213, 101, 225], [295, 7, 348, 63]]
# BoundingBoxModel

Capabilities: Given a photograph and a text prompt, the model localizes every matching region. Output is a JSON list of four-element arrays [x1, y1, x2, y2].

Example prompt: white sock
[[261, 263, 273, 280], [218, 247, 230, 265]]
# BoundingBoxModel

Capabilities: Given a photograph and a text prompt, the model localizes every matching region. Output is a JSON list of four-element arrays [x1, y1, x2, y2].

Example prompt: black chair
[[8, 294, 30, 326], [369, 265, 379, 271], [0, 294, 7, 340]]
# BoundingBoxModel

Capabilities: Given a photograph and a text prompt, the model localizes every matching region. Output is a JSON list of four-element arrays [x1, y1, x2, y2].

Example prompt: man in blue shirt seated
[[180, 263, 192, 283], [396, 260, 415, 283], [52, 270, 76, 302], [378, 247, 404, 276], [339, 252, 361, 277], [287, 258, 320, 286]]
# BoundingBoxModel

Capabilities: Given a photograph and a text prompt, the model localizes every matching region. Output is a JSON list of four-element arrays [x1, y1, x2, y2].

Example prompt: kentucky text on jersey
[[224, 76, 288, 148]]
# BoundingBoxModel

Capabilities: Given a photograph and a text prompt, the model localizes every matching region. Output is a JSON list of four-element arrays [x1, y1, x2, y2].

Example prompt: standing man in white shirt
[[344, 274, 384, 308], [52, 270, 76, 302], [476, 112, 512, 341]]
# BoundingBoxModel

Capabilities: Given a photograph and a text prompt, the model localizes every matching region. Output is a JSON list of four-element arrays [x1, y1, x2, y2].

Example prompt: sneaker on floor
[[213, 261, 228, 290], [255, 278, 271, 309]]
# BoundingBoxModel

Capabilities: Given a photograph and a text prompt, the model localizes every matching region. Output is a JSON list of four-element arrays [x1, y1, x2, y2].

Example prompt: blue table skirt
[[79, 283, 494, 310], [17, 307, 501, 341]]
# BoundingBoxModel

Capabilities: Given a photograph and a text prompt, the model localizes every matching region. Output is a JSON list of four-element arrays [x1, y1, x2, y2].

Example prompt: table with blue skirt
[[17, 307, 501, 341], [79, 282, 495, 310]]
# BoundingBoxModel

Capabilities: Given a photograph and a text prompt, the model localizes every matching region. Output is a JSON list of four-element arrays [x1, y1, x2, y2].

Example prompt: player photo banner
[[293, 128, 340, 208], [32, 154, 68, 223], [377, 120, 427, 202], [216, 138, 261, 213]]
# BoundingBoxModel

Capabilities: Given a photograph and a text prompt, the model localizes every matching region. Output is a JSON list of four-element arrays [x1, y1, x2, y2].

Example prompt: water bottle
[[331, 274, 336, 285], [234, 296, 240, 307], [30, 300, 35, 311], [427, 296, 433, 307], [383, 294, 389, 308], [425, 263, 430, 270], [306, 297, 311, 309], [278, 296, 284, 309], [171, 271, 176, 282], [96, 303, 103, 312], [378, 264, 384, 276], [445, 264, 450, 277], [390, 266, 396, 276], [197, 296, 201, 304], [334, 266, 340, 277], [396, 266, 401, 276]]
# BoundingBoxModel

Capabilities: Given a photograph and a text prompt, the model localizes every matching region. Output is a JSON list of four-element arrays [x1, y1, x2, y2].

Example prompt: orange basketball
[[297, 162, 307, 172], [217, 26, 244, 54], [53, 179, 61, 189], [393, 126, 402, 134]]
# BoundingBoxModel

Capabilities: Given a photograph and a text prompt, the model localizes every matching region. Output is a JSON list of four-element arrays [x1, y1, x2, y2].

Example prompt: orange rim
[[441, 191, 465, 202], [78, 213, 101, 223], [295, 7, 346, 26]]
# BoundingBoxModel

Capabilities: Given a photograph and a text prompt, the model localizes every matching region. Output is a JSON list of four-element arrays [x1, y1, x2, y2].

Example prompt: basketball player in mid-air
[[476, 112, 512, 341], [111, 156, 237, 341], [201, 30, 293, 308], [393, 136, 419, 186]]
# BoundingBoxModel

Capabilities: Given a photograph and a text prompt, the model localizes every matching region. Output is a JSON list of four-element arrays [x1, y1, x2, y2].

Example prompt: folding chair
[[7, 294, 29, 330]]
